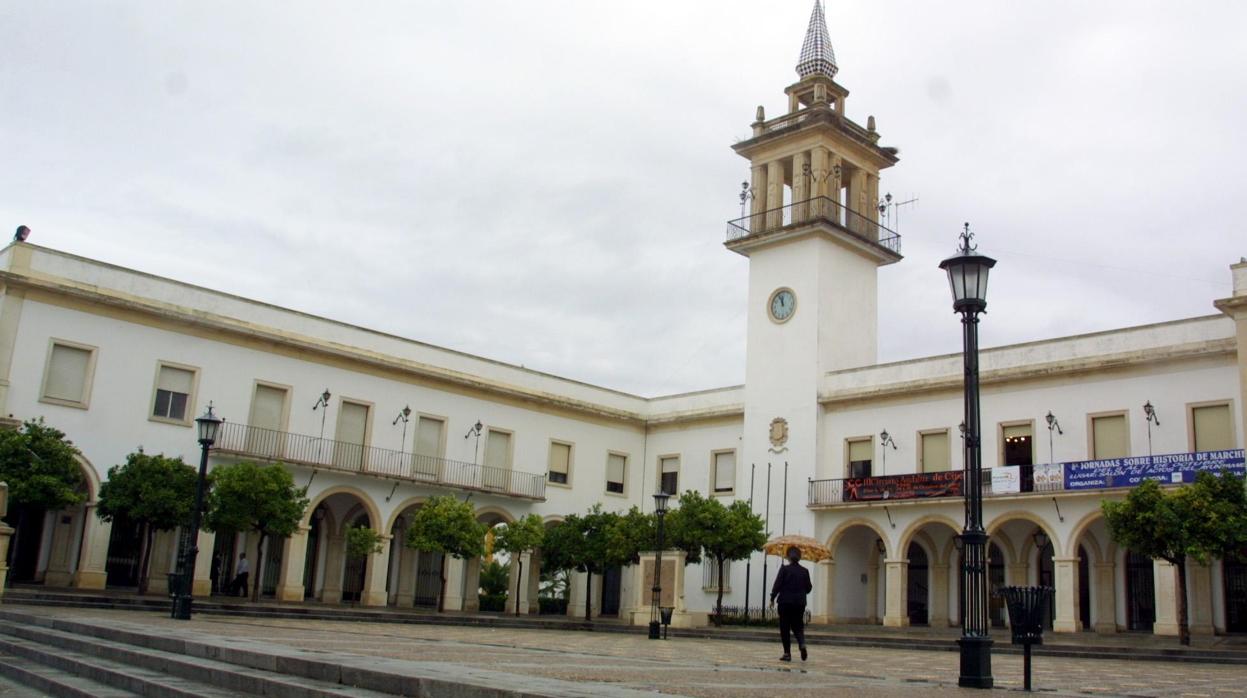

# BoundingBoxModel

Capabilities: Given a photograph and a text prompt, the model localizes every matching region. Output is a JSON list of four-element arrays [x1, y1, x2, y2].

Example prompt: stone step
[[0, 621, 395, 698], [0, 654, 126, 698], [0, 610, 656, 698], [0, 634, 236, 698]]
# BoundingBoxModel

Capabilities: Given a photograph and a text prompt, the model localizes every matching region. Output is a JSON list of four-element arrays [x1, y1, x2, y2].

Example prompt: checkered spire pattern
[[795, 0, 838, 79]]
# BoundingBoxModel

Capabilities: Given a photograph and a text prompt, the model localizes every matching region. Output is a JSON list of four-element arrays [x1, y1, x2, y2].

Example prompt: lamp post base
[[648, 621, 661, 640], [957, 636, 994, 689], [171, 595, 193, 621]]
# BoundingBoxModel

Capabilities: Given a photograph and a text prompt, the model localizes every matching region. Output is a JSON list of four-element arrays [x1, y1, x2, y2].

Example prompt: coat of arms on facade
[[768, 417, 789, 453]]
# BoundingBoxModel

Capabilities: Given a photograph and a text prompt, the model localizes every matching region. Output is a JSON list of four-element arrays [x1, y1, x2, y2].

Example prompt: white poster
[[1033, 463, 1064, 491], [991, 466, 1020, 494]]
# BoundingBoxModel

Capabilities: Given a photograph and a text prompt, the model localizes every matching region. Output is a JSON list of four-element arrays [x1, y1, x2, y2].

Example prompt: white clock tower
[[728, 1, 902, 543]]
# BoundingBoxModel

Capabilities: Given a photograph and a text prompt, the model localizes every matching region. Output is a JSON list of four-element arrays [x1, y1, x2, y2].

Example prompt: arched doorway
[[537, 519, 566, 615], [340, 513, 370, 603], [9, 456, 96, 586], [1125, 550, 1156, 632], [827, 522, 888, 625], [298, 489, 380, 604], [1078, 545, 1091, 630], [907, 543, 929, 626]]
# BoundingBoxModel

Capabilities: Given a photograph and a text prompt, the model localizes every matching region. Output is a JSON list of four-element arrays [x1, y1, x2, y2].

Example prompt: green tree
[[493, 514, 545, 616], [606, 506, 655, 567], [345, 524, 383, 560], [540, 505, 630, 621], [1102, 472, 1247, 646], [96, 451, 199, 594], [405, 495, 486, 612], [204, 461, 308, 602], [0, 419, 86, 575], [667, 490, 766, 626]]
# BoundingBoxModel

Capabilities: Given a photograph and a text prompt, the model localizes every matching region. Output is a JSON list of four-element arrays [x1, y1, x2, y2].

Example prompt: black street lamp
[[649, 491, 670, 640], [940, 223, 996, 689], [171, 403, 223, 620]]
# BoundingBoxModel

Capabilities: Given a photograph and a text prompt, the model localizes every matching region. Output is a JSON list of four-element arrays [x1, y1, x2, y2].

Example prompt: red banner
[[843, 470, 963, 502]]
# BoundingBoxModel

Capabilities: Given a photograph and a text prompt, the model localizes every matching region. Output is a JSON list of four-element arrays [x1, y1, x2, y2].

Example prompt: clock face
[[768, 288, 796, 323]]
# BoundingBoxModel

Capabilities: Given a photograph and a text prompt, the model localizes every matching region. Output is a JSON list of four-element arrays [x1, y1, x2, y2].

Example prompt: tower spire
[[795, 0, 838, 80]]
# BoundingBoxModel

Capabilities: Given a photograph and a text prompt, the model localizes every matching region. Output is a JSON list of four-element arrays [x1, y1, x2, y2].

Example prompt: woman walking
[[769, 545, 812, 661]]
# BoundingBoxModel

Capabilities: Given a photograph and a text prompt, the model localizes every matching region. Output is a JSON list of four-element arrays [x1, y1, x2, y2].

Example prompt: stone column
[[504, 552, 533, 615], [883, 559, 909, 627], [812, 559, 835, 624], [765, 160, 785, 230], [320, 534, 345, 604], [1007, 562, 1029, 587], [749, 164, 768, 233], [867, 555, 883, 623], [394, 543, 417, 607], [1052, 557, 1080, 632], [146, 529, 177, 595], [360, 534, 392, 607], [930, 563, 950, 627], [191, 529, 215, 597], [461, 557, 481, 612], [1152, 559, 1180, 636], [792, 151, 810, 223], [276, 524, 310, 602], [811, 147, 831, 200], [866, 173, 880, 232], [1093, 561, 1117, 633], [443, 556, 465, 611], [72, 505, 110, 590], [527, 550, 542, 614], [1187, 560, 1216, 636], [43, 506, 81, 587]]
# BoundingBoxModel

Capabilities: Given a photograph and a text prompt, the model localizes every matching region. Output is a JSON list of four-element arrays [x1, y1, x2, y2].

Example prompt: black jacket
[[770, 561, 812, 605]]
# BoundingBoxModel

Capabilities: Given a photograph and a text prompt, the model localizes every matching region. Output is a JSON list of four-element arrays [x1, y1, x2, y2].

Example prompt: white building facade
[[1, 2, 1245, 636]]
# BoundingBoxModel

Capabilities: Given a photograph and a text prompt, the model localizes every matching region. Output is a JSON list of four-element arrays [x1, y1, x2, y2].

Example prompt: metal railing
[[808, 467, 1060, 507], [215, 422, 546, 500], [725, 196, 901, 256]]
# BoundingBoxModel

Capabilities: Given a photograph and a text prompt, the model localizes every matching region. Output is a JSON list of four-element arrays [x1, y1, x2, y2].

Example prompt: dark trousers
[[230, 572, 249, 597], [778, 602, 806, 654]]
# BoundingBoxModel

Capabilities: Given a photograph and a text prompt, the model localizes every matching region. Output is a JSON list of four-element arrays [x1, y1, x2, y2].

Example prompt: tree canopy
[[404, 495, 486, 559], [204, 461, 308, 601], [0, 419, 85, 512], [96, 450, 199, 594], [1103, 472, 1247, 645], [666, 490, 767, 624], [493, 514, 545, 558], [344, 524, 384, 560]]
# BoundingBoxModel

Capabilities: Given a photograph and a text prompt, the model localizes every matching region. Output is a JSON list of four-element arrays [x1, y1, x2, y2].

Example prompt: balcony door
[[483, 429, 512, 490], [246, 384, 288, 458], [412, 416, 444, 480], [334, 401, 370, 471]]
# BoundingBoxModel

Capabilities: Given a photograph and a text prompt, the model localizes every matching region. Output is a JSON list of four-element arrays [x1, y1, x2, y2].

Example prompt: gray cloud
[[2, 1, 1243, 397]]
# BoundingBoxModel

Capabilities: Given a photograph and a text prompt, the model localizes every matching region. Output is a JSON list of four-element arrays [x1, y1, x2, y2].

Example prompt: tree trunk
[[715, 555, 726, 627], [136, 522, 153, 596], [584, 569, 593, 622], [437, 554, 447, 613], [515, 558, 523, 617], [1174, 556, 1190, 646], [251, 532, 266, 603]]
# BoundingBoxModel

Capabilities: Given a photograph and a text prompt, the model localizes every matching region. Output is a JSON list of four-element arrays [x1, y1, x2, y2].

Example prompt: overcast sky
[[3, 2, 1245, 397]]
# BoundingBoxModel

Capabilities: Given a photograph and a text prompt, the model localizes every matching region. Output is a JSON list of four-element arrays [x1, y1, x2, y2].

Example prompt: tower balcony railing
[[214, 421, 546, 501], [725, 195, 901, 256], [807, 449, 1245, 507]]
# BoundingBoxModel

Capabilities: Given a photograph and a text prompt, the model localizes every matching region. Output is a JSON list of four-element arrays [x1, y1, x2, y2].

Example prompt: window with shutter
[[1192, 404, 1233, 452], [712, 451, 736, 494], [847, 438, 872, 478], [42, 342, 93, 406], [659, 456, 679, 495], [921, 431, 950, 472], [152, 363, 195, 422], [548, 442, 571, 485], [606, 453, 627, 494], [485, 430, 512, 470], [412, 416, 444, 478], [1091, 415, 1128, 460]]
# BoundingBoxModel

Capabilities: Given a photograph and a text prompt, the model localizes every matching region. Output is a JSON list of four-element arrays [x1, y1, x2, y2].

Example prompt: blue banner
[[1062, 449, 1245, 490]]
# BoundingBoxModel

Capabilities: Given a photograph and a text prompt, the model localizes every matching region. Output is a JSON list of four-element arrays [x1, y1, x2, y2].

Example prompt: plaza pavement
[[8, 605, 1247, 697]]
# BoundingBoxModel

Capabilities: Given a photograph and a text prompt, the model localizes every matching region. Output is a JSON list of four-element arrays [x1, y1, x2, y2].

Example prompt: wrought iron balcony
[[214, 422, 546, 501], [808, 449, 1245, 508], [725, 195, 901, 257]]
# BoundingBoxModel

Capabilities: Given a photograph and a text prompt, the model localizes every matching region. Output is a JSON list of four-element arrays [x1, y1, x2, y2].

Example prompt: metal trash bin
[[997, 585, 1053, 691]]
